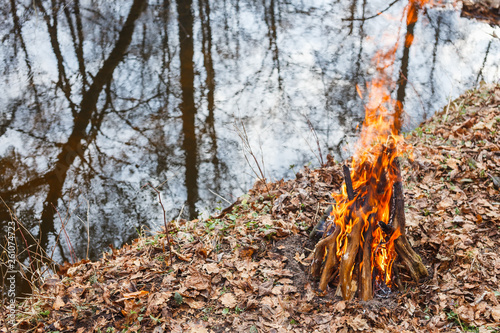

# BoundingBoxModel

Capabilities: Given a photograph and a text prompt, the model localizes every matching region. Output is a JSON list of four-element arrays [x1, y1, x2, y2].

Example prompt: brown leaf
[[53, 296, 65, 310], [68, 286, 86, 301], [348, 315, 370, 331], [276, 278, 293, 284], [187, 321, 209, 333], [272, 193, 290, 214], [437, 197, 454, 210], [173, 249, 192, 261], [294, 252, 309, 265], [261, 304, 275, 320], [313, 314, 331, 325], [239, 246, 256, 259], [297, 302, 314, 313], [203, 263, 219, 275], [103, 288, 112, 306], [184, 298, 205, 309], [149, 292, 172, 308], [152, 326, 164, 333], [219, 292, 237, 308], [184, 271, 210, 291], [446, 158, 461, 170], [335, 300, 346, 312], [271, 285, 283, 295], [456, 305, 474, 323], [491, 305, 500, 322], [42, 278, 60, 290], [122, 290, 149, 299], [258, 280, 274, 296], [304, 283, 315, 302]]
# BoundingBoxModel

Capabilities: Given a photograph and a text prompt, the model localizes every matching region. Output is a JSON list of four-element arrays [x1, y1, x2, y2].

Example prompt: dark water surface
[[0, 0, 499, 267]]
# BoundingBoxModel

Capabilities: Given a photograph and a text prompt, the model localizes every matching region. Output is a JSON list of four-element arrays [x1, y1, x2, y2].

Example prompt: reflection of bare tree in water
[[199, 0, 224, 194], [320, 0, 369, 160], [1, 0, 232, 269], [395, 1, 420, 132], [41, 0, 148, 254], [1, 0, 148, 263], [147, 9, 173, 182], [263, 0, 282, 89], [177, 0, 200, 219], [428, 15, 442, 104]]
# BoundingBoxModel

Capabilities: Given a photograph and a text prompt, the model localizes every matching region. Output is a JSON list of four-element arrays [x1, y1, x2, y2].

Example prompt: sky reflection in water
[[0, 0, 499, 264]]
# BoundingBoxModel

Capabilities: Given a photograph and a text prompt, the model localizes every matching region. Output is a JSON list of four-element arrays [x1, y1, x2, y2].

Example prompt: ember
[[310, 0, 430, 301]]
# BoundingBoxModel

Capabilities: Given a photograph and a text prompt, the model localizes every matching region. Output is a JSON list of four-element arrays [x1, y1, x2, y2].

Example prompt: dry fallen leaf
[[491, 305, 500, 322], [239, 246, 256, 259], [271, 285, 283, 295], [313, 314, 331, 325], [437, 197, 454, 210], [457, 305, 474, 323], [188, 324, 208, 333], [152, 326, 164, 333], [258, 280, 274, 297], [184, 271, 210, 291], [148, 291, 172, 308], [53, 296, 65, 310], [184, 298, 206, 309], [203, 262, 220, 274], [122, 290, 149, 299], [335, 300, 346, 312], [219, 292, 237, 308], [348, 315, 370, 331], [446, 158, 460, 170], [294, 251, 309, 265]]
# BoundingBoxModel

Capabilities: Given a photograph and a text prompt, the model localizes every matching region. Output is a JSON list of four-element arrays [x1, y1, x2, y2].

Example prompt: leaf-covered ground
[[461, 0, 500, 26], [2, 83, 500, 332]]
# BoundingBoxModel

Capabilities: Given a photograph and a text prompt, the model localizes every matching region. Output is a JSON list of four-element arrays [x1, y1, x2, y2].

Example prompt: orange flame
[[326, 0, 429, 288]]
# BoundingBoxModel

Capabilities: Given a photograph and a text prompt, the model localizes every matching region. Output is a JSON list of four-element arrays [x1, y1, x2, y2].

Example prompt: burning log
[[337, 206, 364, 300], [360, 214, 373, 300], [310, 153, 428, 301]]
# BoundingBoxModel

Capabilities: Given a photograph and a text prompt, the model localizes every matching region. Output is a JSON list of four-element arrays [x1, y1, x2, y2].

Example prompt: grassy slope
[[2, 83, 499, 333]]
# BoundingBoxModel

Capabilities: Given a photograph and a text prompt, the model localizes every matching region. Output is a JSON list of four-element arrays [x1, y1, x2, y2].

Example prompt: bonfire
[[310, 0, 430, 300]]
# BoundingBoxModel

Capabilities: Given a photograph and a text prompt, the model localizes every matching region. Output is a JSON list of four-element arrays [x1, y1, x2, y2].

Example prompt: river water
[[0, 0, 499, 266]]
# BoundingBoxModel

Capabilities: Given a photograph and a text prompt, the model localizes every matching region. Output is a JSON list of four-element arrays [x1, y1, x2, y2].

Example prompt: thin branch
[[142, 183, 172, 265], [233, 120, 271, 194], [208, 189, 231, 205], [342, 0, 401, 21], [75, 198, 91, 260], [397, 70, 427, 125], [302, 115, 325, 166], [52, 204, 77, 264]]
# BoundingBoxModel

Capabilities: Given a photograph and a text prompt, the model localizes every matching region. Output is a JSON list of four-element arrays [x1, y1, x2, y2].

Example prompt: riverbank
[[2, 83, 499, 332]]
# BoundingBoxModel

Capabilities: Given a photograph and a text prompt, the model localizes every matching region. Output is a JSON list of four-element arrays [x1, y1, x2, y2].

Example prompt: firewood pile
[[311, 141, 428, 300]]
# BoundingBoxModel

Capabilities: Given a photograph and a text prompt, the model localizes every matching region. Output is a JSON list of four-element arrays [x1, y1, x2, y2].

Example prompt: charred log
[[392, 161, 428, 282]]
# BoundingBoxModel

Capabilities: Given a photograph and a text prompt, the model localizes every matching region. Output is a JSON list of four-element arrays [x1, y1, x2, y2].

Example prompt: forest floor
[[461, 0, 500, 26], [2, 83, 500, 332]]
